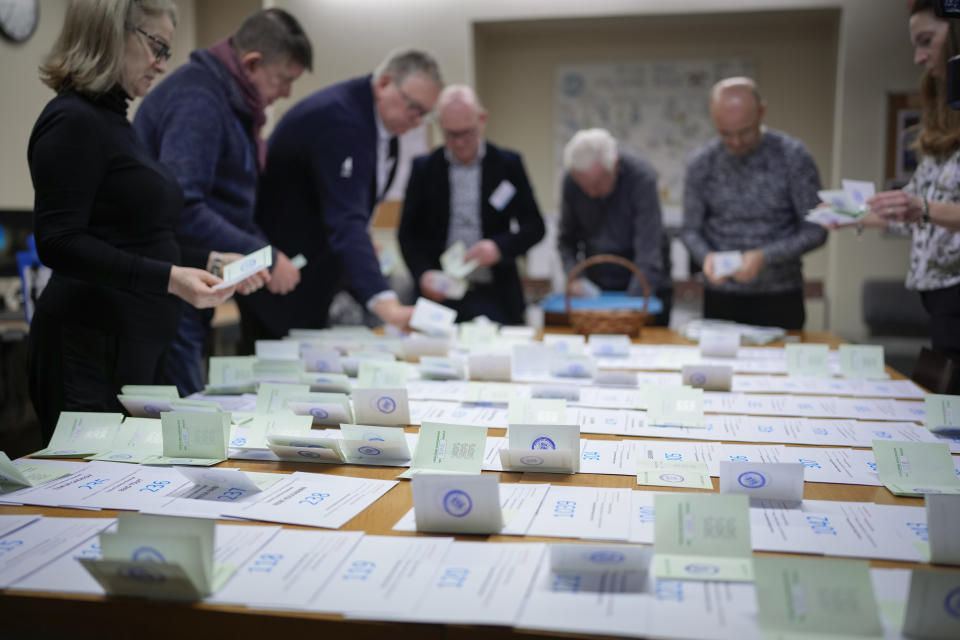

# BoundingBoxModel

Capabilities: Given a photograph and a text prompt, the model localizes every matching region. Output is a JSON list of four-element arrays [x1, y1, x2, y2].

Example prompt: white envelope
[[412, 473, 503, 534], [681, 364, 733, 391], [213, 245, 272, 290], [468, 353, 512, 381], [410, 297, 457, 338], [352, 388, 411, 426], [550, 544, 652, 573], [719, 461, 804, 502], [711, 251, 743, 279], [699, 328, 740, 357]]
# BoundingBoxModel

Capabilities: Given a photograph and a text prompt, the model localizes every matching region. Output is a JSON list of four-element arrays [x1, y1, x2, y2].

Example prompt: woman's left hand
[[867, 190, 923, 223]]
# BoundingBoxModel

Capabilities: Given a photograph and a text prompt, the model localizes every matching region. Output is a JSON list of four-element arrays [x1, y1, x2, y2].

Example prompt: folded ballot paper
[[499, 423, 580, 473], [440, 241, 478, 280], [139, 411, 230, 466], [410, 297, 457, 338], [0, 452, 74, 493], [212, 245, 272, 290], [79, 513, 220, 600], [806, 179, 875, 226], [411, 473, 503, 534]]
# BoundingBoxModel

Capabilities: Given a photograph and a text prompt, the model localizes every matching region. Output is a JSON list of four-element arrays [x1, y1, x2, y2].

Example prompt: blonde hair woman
[[28, 0, 238, 443]]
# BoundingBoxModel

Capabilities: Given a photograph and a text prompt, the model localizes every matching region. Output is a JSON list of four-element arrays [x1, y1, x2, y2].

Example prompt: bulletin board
[[555, 58, 755, 225]]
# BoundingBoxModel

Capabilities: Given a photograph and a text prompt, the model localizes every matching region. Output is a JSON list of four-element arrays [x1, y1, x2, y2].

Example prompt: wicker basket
[[564, 254, 650, 337]]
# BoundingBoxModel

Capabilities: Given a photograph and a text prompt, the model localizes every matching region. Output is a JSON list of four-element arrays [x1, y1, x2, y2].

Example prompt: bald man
[[682, 77, 827, 330], [398, 85, 545, 324]]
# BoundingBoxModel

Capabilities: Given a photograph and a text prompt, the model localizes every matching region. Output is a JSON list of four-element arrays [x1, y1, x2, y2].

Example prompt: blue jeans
[[162, 304, 212, 396]]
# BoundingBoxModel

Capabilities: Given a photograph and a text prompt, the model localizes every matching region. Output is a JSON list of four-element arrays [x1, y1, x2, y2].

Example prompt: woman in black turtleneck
[[27, 0, 237, 444]]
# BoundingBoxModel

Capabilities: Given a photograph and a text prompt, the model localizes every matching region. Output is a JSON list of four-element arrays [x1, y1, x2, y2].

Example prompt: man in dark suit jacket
[[399, 85, 545, 325], [238, 49, 442, 341]]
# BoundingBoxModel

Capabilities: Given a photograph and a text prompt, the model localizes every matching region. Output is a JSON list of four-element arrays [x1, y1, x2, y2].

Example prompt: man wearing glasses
[[134, 8, 312, 395], [398, 85, 545, 324], [240, 49, 443, 340]]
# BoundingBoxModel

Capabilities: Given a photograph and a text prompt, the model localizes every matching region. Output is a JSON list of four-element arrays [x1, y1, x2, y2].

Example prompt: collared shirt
[[365, 105, 399, 312], [373, 106, 395, 202], [445, 140, 492, 283]]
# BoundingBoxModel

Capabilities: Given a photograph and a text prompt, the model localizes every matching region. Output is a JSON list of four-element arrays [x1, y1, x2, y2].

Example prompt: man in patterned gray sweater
[[682, 77, 827, 330]]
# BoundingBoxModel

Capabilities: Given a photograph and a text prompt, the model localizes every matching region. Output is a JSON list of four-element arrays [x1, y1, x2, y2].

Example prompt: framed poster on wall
[[885, 92, 922, 189]]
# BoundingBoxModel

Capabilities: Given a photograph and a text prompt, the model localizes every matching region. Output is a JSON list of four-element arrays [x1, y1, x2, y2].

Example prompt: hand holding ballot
[[212, 246, 273, 291], [806, 179, 876, 227]]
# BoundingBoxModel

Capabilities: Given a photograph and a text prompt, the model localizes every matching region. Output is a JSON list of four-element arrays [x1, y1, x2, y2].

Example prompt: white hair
[[563, 128, 618, 172]]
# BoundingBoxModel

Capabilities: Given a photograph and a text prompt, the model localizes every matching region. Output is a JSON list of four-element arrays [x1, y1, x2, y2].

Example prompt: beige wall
[[0, 0, 927, 341]]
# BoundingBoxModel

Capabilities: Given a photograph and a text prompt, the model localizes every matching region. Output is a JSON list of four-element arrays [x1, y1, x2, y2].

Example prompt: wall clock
[[0, 0, 38, 43]]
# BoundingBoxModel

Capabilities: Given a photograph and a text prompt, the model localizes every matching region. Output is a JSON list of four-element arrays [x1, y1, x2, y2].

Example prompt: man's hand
[[372, 297, 414, 331], [464, 239, 501, 267], [732, 249, 764, 283], [267, 251, 301, 295], [419, 270, 447, 301], [219, 252, 270, 295], [702, 252, 728, 285]]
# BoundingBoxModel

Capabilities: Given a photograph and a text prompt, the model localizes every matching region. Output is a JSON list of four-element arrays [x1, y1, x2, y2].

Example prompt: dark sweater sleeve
[[30, 107, 171, 294]]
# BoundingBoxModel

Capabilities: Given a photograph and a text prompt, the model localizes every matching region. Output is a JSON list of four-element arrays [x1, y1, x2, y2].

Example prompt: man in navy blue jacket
[[239, 49, 443, 340], [134, 8, 312, 395], [399, 85, 545, 324]]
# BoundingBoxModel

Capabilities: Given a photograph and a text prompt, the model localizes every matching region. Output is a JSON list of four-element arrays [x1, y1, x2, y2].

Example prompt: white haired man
[[682, 77, 826, 329], [558, 128, 672, 325]]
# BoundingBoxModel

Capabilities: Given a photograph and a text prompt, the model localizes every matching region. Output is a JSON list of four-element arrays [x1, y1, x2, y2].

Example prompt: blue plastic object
[[541, 291, 663, 315]]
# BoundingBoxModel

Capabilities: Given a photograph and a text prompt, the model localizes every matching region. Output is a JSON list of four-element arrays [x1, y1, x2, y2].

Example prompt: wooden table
[[0, 329, 951, 639]]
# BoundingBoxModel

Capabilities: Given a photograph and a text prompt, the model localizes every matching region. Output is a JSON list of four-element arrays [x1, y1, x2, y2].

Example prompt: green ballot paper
[[507, 398, 567, 425], [785, 343, 831, 378], [86, 417, 164, 464], [398, 421, 487, 479], [637, 460, 713, 489], [754, 556, 883, 640], [206, 356, 257, 394], [145, 411, 230, 465], [31, 411, 124, 457], [0, 452, 73, 492], [645, 386, 704, 428], [254, 382, 310, 414], [838, 344, 885, 379], [653, 493, 753, 581], [872, 440, 960, 497], [356, 360, 409, 389]]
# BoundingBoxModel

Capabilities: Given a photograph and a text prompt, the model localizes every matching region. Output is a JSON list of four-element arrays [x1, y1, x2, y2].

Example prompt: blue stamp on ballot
[[377, 396, 397, 414], [358, 446, 382, 456], [443, 489, 473, 518], [532, 437, 556, 450], [737, 471, 766, 489]]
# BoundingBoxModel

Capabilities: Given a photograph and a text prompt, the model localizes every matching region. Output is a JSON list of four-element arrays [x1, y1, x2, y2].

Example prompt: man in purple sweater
[[134, 8, 312, 395]]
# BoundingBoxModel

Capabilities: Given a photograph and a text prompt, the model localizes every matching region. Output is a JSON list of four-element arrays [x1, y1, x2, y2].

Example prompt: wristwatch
[[921, 197, 930, 225]]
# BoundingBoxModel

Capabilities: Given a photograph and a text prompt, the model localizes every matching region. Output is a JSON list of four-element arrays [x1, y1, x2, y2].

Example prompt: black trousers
[[920, 283, 960, 394], [703, 288, 806, 331], [27, 310, 167, 446]]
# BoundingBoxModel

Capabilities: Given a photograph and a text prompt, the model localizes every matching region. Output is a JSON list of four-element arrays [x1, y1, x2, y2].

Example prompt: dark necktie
[[383, 135, 399, 199]]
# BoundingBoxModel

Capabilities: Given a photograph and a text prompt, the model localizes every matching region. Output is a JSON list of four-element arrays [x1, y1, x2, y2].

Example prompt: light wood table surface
[[1, 328, 955, 639]]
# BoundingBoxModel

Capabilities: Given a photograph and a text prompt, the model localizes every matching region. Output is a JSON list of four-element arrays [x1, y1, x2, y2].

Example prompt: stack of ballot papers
[[806, 179, 875, 226], [436, 241, 477, 300]]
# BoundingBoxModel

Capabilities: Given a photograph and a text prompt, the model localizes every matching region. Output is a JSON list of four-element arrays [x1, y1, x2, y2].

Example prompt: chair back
[[911, 347, 956, 394]]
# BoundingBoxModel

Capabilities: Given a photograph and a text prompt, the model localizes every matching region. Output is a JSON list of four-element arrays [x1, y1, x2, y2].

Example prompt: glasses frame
[[133, 26, 172, 63], [394, 82, 431, 119]]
